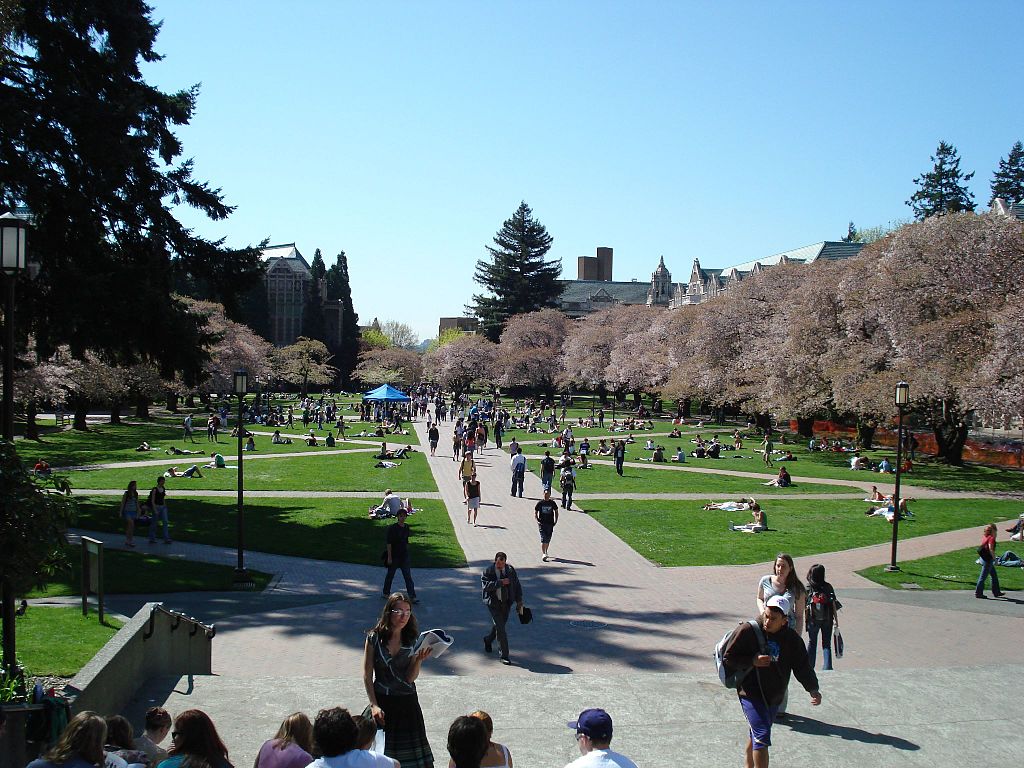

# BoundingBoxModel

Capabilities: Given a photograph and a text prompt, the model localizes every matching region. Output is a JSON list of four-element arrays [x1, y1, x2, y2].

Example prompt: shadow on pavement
[[783, 714, 920, 750]]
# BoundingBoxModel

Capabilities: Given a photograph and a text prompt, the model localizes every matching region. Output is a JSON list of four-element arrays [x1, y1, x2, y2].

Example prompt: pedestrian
[[761, 432, 773, 468], [564, 709, 637, 768], [539, 451, 555, 493], [465, 473, 482, 526], [493, 421, 503, 450], [459, 453, 476, 495], [507, 437, 519, 456], [481, 552, 524, 665], [147, 476, 171, 544], [428, 424, 439, 457], [510, 448, 526, 498], [722, 595, 821, 768], [597, 407, 604, 429], [363, 595, 434, 767], [755, 553, 806, 717], [613, 441, 625, 476], [535, 489, 559, 562], [976, 523, 1005, 599], [804, 564, 842, 670], [559, 467, 576, 510], [206, 414, 216, 442], [382, 509, 418, 602], [183, 413, 195, 443], [452, 429, 463, 462], [120, 480, 139, 547]]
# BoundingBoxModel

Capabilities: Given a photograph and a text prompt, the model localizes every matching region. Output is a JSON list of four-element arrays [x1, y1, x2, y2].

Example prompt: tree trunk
[[632, 391, 642, 407], [856, 419, 876, 450], [796, 417, 815, 438], [24, 399, 38, 440], [930, 398, 968, 465], [73, 400, 88, 430], [754, 413, 772, 434], [166, 393, 179, 413], [109, 400, 121, 424], [188, 393, 198, 408], [682, 398, 691, 419], [135, 396, 149, 420]]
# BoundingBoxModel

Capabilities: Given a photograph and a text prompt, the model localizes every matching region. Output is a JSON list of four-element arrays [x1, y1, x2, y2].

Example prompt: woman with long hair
[[253, 713, 313, 768], [120, 481, 140, 547], [158, 709, 232, 768], [28, 711, 107, 768], [976, 523, 1005, 599], [755, 552, 807, 718], [362, 592, 434, 768], [447, 712, 512, 768], [104, 715, 148, 766]]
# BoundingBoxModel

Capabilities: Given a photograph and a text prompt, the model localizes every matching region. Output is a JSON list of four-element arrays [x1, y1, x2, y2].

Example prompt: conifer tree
[[990, 141, 1024, 205], [906, 141, 976, 220], [471, 201, 561, 341], [326, 250, 360, 385]]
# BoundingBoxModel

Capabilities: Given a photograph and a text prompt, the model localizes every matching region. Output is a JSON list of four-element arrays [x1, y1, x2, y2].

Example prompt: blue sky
[[145, 1, 1023, 341]]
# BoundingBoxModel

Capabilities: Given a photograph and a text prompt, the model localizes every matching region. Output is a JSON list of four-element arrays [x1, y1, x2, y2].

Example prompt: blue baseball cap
[[567, 708, 612, 740]]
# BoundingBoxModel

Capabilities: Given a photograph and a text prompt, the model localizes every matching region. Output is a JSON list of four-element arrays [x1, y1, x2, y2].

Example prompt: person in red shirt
[[976, 523, 1005, 599]]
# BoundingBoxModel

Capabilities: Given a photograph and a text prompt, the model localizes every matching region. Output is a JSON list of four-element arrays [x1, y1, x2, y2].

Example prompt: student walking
[[465, 474, 482, 526], [613, 441, 625, 476], [559, 467, 576, 510], [481, 552, 524, 665], [976, 523, 1005, 599], [147, 476, 171, 544], [535, 490, 559, 562], [539, 451, 555, 492], [804, 564, 841, 670], [382, 509, 418, 602]]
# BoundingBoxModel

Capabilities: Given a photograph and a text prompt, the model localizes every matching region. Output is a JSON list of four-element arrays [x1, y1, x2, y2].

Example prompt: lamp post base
[[884, 564, 901, 573], [232, 568, 255, 590]]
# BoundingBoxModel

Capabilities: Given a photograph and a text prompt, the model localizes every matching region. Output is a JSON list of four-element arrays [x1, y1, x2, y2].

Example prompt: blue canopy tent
[[362, 384, 412, 402]]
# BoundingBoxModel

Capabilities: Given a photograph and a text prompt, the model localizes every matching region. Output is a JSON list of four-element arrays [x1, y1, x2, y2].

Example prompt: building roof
[[727, 241, 863, 274], [260, 243, 310, 268], [558, 279, 651, 306]]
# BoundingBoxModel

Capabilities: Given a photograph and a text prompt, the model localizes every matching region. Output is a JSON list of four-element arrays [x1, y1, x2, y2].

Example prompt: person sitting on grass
[[370, 489, 405, 519], [325, 431, 336, 447], [763, 466, 792, 487], [849, 453, 871, 470], [244, 435, 256, 451], [671, 446, 686, 463], [305, 431, 319, 446], [876, 457, 892, 473], [776, 450, 797, 461], [730, 504, 768, 533], [165, 464, 203, 479], [651, 445, 666, 463], [271, 430, 292, 445], [33, 459, 52, 476], [203, 453, 227, 469], [669, 426, 682, 438], [578, 451, 589, 469], [644, 438, 656, 450], [596, 439, 612, 456]]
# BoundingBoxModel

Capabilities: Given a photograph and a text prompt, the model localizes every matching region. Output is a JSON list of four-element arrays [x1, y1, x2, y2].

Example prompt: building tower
[[646, 256, 673, 306]]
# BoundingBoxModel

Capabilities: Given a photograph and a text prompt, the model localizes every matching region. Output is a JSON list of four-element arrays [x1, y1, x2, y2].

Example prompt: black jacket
[[481, 563, 523, 607], [723, 619, 819, 706]]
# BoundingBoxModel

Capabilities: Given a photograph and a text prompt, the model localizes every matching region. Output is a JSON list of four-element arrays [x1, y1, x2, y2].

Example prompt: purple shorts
[[740, 696, 778, 750]]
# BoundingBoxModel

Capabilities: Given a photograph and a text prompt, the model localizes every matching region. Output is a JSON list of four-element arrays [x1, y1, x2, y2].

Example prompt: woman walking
[[756, 552, 806, 717], [976, 523, 1005, 599], [363, 593, 435, 768], [804, 564, 842, 670], [120, 481, 140, 547]]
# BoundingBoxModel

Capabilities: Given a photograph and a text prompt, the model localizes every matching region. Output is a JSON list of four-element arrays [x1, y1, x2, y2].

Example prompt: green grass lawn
[[26, 548, 272, 597], [857, 547, 1024, 591], [583, 498, 1024, 566], [64, 450, 438, 492], [17, 607, 123, 677], [528, 462, 856, 495], [73, 496, 465, 567]]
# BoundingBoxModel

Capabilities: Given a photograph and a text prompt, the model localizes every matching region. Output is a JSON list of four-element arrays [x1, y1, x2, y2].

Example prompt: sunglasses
[[390, 609, 412, 617]]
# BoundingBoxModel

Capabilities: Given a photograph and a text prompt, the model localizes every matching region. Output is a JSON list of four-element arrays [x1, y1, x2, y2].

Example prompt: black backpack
[[807, 587, 832, 624]]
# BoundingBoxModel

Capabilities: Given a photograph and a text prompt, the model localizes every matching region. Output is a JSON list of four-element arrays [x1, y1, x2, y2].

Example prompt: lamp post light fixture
[[233, 370, 252, 587], [885, 381, 911, 572], [1, 211, 28, 680]]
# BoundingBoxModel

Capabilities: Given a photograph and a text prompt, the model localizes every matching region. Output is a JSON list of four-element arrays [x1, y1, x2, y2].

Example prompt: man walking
[[761, 432, 774, 468], [613, 441, 625, 476], [428, 423, 440, 456], [382, 509, 418, 602], [564, 709, 636, 768], [510, 447, 526, 498], [535, 489, 559, 562], [722, 595, 821, 768], [540, 450, 556, 492], [481, 551, 523, 665]]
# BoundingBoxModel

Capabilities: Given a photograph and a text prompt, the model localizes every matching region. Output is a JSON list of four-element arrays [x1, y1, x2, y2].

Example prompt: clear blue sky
[[145, 1, 1023, 342]]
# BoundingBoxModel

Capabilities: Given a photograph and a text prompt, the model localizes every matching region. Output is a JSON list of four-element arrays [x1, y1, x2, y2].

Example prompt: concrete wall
[[65, 602, 214, 717]]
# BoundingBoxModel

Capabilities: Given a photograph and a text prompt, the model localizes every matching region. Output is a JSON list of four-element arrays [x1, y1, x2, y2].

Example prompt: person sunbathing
[[763, 466, 792, 487], [135, 441, 153, 452], [730, 505, 768, 533], [164, 464, 203, 478], [866, 498, 912, 522], [669, 427, 682, 438], [703, 497, 757, 512], [165, 446, 205, 455], [867, 485, 889, 502]]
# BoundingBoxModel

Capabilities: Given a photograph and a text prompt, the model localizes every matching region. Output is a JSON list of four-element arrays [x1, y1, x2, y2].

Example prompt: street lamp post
[[885, 381, 910, 572], [233, 370, 250, 587], [1, 211, 28, 680]]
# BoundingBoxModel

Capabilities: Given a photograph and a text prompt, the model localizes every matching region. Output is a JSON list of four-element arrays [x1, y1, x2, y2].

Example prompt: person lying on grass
[[166, 446, 205, 455], [704, 497, 758, 512], [164, 464, 203, 478], [865, 498, 913, 522]]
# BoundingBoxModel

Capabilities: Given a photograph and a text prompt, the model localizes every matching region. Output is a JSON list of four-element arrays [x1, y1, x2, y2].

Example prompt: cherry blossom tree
[[353, 347, 424, 388], [497, 309, 570, 397], [423, 334, 498, 402], [274, 337, 338, 397]]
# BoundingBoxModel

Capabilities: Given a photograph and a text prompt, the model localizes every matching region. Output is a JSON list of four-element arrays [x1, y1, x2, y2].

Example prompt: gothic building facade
[[261, 243, 345, 349]]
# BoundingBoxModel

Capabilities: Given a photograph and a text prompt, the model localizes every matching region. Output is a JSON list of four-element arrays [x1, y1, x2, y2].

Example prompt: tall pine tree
[[326, 250, 360, 386], [301, 249, 327, 342], [470, 201, 562, 341], [906, 141, 976, 220], [990, 140, 1024, 205]]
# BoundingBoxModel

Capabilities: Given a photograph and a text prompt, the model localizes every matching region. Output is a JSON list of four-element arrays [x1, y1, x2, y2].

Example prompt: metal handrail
[[142, 604, 216, 640]]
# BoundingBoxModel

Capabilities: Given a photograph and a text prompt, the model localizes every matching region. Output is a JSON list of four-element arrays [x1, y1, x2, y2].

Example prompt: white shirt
[[511, 453, 527, 471], [308, 751, 396, 768], [564, 748, 638, 768]]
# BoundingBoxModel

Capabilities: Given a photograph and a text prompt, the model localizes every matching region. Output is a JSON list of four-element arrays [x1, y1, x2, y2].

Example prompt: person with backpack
[[804, 564, 842, 670], [721, 595, 821, 768]]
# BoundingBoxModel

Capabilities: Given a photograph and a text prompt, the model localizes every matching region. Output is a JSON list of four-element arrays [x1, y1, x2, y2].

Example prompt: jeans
[[806, 620, 833, 670], [976, 560, 1001, 596], [148, 505, 170, 542], [383, 555, 416, 598], [511, 469, 524, 497], [561, 488, 573, 508], [485, 601, 512, 659], [541, 472, 553, 492], [615, 457, 624, 475]]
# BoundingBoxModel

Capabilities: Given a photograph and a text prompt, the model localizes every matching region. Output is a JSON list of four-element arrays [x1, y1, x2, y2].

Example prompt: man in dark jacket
[[723, 595, 821, 768], [481, 551, 524, 665]]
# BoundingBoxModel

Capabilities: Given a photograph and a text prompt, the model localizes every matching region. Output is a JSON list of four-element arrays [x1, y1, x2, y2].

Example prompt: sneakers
[[994, 592, 1006, 597], [976, 594, 987, 599], [542, 554, 548, 562], [483, 637, 493, 653], [500, 657, 511, 665]]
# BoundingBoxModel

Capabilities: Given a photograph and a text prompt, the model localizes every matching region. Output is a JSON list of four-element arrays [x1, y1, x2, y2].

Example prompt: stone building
[[261, 243, 344, 349]]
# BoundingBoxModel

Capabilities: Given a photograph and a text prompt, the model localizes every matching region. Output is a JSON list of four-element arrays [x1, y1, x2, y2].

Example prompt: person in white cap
[[722, 594, 821, 768], [564, 708, 636, 768]]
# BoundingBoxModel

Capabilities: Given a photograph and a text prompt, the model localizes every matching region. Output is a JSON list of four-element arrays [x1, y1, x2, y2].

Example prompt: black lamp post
[[233, 370, 249, 585], [885, 381, 910, 572], [1, 211, 28, 680]]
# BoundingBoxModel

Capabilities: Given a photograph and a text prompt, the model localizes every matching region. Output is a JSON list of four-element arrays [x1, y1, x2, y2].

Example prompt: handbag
[[518, 605, 533, 625], [833, 613, 844, 659]]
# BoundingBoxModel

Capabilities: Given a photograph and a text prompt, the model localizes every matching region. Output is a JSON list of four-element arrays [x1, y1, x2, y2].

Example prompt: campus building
[[261, 243, 345, 349]]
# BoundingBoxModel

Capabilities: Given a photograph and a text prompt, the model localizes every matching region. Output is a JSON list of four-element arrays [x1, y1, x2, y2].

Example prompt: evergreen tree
[[0, 1, 263, 373], [906, 141, 976, 220], [310, 248, 327, 281], [471, 201, 562, 341], [990, 140, 1024, 205], [302, 274, 327, 342], [326, 250, 360, 386], [842, 221, 858, 242]]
